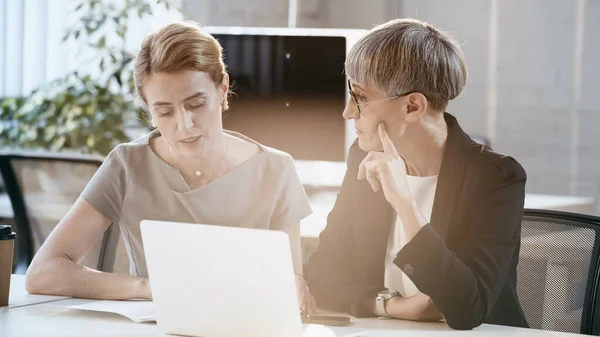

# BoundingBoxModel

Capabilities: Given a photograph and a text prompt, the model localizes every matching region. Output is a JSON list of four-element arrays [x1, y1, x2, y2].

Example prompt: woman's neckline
[[146, 128, 268, 192]]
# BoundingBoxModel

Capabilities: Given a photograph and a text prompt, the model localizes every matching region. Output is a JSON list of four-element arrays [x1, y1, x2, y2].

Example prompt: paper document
[[65, 300, 156, 323]]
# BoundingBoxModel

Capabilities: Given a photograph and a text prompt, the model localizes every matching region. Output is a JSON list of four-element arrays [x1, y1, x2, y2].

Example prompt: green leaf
[[98, 36, 106, 48], [113, 70, 122, 87], [8, 127, 19, 139], [22, 127, 38, 142], [52, 135, 67, 151], [15, 107, 29, 118], [85, 102, 96, 116], [86, 134, 96, 148], [44, 125, 57, 142], [1, 98, 22, 111], [117, 27, 126, 39]]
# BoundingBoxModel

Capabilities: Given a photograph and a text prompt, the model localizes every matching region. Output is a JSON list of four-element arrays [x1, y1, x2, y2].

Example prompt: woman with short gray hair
[[307, 18, 528, 330]]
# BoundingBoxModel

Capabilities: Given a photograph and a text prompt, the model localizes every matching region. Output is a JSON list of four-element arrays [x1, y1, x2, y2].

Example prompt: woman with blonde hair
[[25, 21, 312, 308], [307, 18, 528, 330]]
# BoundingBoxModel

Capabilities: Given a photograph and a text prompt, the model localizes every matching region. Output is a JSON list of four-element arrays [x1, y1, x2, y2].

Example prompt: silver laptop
[[140, 220, 304, 337]]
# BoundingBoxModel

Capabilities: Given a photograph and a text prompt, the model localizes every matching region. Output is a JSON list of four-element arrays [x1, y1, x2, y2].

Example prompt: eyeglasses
[[347, 79, 417, 117]]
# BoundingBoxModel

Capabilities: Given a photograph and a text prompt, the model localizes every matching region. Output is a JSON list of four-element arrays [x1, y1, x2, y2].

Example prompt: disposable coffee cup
[[0, 225, 16, 307]]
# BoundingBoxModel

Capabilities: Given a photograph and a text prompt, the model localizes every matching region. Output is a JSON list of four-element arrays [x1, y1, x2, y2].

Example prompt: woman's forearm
[[25, 256, 150, 300], [383, 294, 443, 321]]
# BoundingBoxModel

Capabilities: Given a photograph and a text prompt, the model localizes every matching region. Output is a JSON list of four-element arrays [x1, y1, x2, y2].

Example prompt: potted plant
[[0, 0, 182, 156]]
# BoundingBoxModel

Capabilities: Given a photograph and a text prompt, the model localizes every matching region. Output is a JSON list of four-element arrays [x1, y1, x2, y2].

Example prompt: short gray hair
[[345, 18, 468, 111]]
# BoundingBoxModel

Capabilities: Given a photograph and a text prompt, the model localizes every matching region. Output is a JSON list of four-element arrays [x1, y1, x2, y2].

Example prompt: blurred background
[[0, 0, 599, 271]]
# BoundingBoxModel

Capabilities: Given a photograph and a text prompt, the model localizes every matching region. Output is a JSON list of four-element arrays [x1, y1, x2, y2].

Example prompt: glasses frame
[[347, 79, 418, 117]]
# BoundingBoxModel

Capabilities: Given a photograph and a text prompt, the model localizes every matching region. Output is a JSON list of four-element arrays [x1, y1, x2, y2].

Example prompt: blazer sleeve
[[306, 142, 385, 317], [394, 155, 527, 330]]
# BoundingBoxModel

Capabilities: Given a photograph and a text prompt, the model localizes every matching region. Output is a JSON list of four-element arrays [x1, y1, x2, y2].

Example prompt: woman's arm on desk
[[25, 197, 151, 300]]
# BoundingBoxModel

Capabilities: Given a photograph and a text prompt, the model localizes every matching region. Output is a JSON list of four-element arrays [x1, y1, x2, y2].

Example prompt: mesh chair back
[[517, 209, 600, 335], [9, 155, 104, 270]]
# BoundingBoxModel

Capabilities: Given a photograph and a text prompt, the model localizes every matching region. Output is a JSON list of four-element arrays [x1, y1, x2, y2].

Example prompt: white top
[[384, 175, 439, 297]]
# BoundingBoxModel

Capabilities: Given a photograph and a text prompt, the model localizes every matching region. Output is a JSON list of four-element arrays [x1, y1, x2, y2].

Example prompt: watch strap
[[375, 294, 389, 317]]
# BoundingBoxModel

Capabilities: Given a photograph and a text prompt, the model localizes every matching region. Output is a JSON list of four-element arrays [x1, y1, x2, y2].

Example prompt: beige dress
[[81, 129, 313, 277]]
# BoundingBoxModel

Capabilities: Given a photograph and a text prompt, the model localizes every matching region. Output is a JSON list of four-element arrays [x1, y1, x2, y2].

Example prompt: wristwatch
[[375, 289, 400, 317]]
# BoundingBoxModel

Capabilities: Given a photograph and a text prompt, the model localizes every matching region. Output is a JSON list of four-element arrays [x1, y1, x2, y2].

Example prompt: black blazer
[[306, 113, 529, 330]]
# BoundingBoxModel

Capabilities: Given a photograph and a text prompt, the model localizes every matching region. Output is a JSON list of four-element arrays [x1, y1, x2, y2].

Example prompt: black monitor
[[203, 27, 365, 162]]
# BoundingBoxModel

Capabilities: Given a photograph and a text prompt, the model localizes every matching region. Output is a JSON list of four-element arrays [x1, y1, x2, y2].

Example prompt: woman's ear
[[220, 73, 230, 95], [220, 73, 230, 111], [405, 93, 428, 123]]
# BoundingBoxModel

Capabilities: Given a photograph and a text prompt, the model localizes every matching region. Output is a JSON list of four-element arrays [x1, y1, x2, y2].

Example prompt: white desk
[[524, 194, 596, 215], [0, 275, 587, 337], [6, 274, 69, 309]]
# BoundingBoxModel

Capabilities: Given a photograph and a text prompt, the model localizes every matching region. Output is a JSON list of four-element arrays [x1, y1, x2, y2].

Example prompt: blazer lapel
[[429, 113, 474, 239]]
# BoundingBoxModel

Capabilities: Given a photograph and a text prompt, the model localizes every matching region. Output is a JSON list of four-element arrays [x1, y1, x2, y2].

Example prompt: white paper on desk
[[65, 300, 156, 323]]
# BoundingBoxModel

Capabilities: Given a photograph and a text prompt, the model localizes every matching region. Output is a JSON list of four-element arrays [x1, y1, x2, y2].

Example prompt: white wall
[[0, 0, 72, 97], [0, 0, 183, 98]]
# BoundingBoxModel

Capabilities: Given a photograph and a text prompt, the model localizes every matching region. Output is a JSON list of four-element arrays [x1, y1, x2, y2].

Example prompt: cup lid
[[0, 225, 16, 240]]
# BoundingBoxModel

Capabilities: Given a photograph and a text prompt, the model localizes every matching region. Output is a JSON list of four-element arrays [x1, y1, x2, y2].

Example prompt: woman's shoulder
[[260, 143, 295, 163], [468, 143, 527, 186], [227, 130, 296, 173], [105, 130, 156, 167], [251, 144, 297, 177]]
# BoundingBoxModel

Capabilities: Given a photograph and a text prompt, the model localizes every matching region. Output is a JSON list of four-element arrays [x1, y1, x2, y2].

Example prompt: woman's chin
[[357, 136, 377, 153]]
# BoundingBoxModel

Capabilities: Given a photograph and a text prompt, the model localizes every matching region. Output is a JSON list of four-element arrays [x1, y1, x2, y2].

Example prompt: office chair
[[0, 151, 121, 274], [517, 209, 600, 335]]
